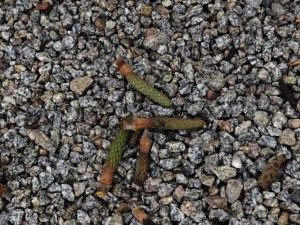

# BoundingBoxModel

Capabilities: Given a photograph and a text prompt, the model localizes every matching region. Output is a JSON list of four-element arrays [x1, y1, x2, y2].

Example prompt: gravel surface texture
[[0, 0, 300, 225]]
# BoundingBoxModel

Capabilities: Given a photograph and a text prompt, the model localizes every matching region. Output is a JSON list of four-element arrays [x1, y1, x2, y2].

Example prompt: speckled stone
[[70, 76, 93, 95], [278, 129, 296, 146], [226, 179, 243, 203], [212, 166, 237, 181]]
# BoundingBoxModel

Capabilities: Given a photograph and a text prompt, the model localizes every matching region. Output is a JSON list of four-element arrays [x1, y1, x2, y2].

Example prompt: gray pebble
[[62, 184, 75, 202], [39, 171, 54, 188], [279, 129, 296, 146], [170, 203, 185, 222], [77, 210, 91, 224], [212, 166, 237, 181], [226, 179, 243, 203]]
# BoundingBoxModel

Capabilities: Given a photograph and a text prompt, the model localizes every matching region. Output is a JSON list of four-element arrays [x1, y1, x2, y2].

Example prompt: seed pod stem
[[134, 130, 152, 185], [129, 200, 156, 225], [0, 184, 9, 198], [121, 116, 206, 131], [128, 129, 143, 148], [97, 129, 131, 198], [116, 58, 172, 108], [288, 59, 300, 67], [258, 155, 287, 190]]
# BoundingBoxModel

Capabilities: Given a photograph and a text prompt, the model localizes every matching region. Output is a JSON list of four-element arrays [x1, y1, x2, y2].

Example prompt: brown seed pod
[[258, 155, 287, 190], [288, 59, 300, 67], [128, 129, 143, 148], [0, 184, 9, 197], [129, 200, 156, 225], [134, 130, 152, 185], [121, 115, 206, 131]]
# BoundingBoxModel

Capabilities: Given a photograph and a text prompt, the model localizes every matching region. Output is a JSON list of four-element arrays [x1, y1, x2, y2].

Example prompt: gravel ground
[[0, 0, 300, 224]]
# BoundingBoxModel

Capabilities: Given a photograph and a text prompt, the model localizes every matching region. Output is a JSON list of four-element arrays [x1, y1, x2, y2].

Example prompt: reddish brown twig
[[258, 155, 287, 190], [121, 115, 206, 131], [134, 130, 152, 185], [288, 59, 300, 67]]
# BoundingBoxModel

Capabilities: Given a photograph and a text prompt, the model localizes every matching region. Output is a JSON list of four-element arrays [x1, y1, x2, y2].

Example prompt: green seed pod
[[97, 129, 131, 198], [106, 129, 132, 167], [126, 74, 172, 107], [116, 58, 172, 108]]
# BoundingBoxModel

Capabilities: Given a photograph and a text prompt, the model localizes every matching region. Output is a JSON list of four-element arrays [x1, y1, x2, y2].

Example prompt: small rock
[[280, 202, 300, 214], [143, 29, 170, 50], [258, 68, 269, 81], [271, 3, 285, 16], [284, 76, 297, 85], [254, 111, 269, 127], [106, 20, 116, 29], [70, 76, 93, 95], [212, 166, 237, 181], [272, 112, 287, 129], [278, 129, 296, 146], [144, 178, 162, 193], [39, 172, 54, 188], [253, 205, 268, 218], [290, 190, 300, 204], [199, 173, 215, 186], [226, 179, 243, 203], [95, 18, 106, 30], [62, 184, 75, 201], [77, 210, 91, 224], [288, 119, 300, 129], [52, 93, 65, 103], [109, 213, 124, 225], [290, 214, 300, 224], [27, 130, 56, 154], [258, 135, 277, 148], [209, 209, 230, 222], [9, 209, 24, 225], [232, 155, 242, 169], [207, 90, 219, 100], [173, 185, 185, 202], [158, 158, 181, 170], [205, 195, 228, 209], [170, 203, 184, 222], [140, 6, 152, 16], [218, 120, 234, 133], [162, 0, 172, 7], [263, 198, 278, 207]]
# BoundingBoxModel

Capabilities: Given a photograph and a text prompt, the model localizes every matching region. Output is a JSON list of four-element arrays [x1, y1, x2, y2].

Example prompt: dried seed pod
[[97, 130, 131, 198], [116, 58, 172, 108], [0, 184, 9, 197], [129, 200, 156, 225], [288, 59, 300, 67], [134, 130, 152, 185], [278, 78, 297, 110], [128, 129, 143, 148], [121, 115, 206, 131], [258, 155, 287, 190]]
